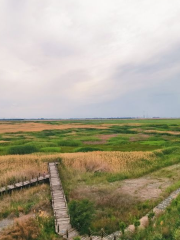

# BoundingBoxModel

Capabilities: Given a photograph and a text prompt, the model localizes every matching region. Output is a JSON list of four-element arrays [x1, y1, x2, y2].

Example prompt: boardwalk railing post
[[114, 234, 116, 240], [58, 224, 60, 233], [66, 229, 68, 239], [88, 228, 91, 238], [101, 228, 104, 239]]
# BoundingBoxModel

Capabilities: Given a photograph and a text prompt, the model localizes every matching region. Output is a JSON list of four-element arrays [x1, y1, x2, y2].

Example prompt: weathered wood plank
[[48, 162, 79, 239], [0, 174, 49, 195]]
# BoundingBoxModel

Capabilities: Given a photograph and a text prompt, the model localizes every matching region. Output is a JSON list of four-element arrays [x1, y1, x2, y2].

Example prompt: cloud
[[0, 0, 180, 118]]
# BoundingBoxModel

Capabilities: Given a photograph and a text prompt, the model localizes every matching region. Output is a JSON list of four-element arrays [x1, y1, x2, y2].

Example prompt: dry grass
[[0, 122, 108, 134], [60, 151, 156, 173], [144, 130, 180, 135], [0, 151, 155, 186], [133, 128, 180, 135], [0, 154, 50, 186], [0, 218, 39, 240], [0, 185, 50, 219]]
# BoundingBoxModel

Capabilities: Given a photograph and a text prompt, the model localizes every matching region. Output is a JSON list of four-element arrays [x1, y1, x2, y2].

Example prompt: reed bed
[[0, 154, 49, 186], [0, 151, 155, 186], [60, 151, 156, 173]]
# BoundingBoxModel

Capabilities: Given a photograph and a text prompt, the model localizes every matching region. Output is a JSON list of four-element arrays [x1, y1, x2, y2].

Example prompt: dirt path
[[118, 163, 180, 201], [119, 177, 171, 201]]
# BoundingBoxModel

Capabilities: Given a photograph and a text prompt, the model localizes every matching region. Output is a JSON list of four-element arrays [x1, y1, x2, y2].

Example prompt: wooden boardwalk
[[48, 162, 79, 239], [0, 174, 49, 196]]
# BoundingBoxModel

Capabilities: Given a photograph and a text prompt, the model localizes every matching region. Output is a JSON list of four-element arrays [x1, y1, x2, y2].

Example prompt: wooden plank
[[48, 162, 79, 238]]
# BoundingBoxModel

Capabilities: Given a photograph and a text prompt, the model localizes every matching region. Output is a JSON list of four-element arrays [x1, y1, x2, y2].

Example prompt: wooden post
[[88, 228, 91, 237], [114, 235, 116, 240], [57, 224, 60, 233], [66, 229, 68, 239], [101, 228, 104, 239], [43, 172, 45, 183]]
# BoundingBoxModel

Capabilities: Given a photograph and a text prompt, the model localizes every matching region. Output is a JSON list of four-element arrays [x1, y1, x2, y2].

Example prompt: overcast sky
[[0, 0, 180, 118]]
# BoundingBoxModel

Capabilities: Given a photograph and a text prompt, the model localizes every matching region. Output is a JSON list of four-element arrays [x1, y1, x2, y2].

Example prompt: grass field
[[1, 119, 180, 237]]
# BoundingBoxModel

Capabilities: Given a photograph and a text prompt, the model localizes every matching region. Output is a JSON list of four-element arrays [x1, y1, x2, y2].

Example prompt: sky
[[0, 0, 180, 119]]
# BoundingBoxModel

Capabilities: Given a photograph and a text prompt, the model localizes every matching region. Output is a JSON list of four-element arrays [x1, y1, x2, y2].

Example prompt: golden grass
[[0, 154, 48, 186], [144, 130, 180, 135], [0, 151, 156, 185], [133, 128, 180, 135], [0, 122, 108, 134], [60, 151, 156, 173]]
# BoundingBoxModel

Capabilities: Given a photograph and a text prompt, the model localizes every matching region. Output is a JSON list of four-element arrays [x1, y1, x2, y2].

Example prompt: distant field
[[1, 119, 180, 155], [1, 119, 180, 235]]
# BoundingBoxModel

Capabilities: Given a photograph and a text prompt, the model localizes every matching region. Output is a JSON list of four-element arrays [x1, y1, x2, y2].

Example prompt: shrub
[[58, 140, 81, 147], [40, 147, 61, 153], [74, 147, 102, 152], [134, 219, 140, 231], [119, 221, 126, 235], [68, 199, 95, 234], [8, 145, 38, 155]]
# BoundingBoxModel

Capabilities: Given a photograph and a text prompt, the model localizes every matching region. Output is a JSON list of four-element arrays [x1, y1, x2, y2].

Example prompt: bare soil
[[118, 177, 171, 201], [129, 133, 150, 142], [83, 134, 118, 145]]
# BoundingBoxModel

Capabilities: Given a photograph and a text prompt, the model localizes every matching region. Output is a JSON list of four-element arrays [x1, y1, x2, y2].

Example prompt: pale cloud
[[0, 0, 180, 118]]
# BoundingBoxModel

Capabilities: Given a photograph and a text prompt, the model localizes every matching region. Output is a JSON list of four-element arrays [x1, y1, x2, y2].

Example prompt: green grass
[[7, 145, 38, 155], [127, 194, 180, 240], [40, 147, 61, 152]]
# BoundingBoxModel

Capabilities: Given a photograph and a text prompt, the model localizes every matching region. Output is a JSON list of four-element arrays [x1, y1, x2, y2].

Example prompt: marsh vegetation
[[1, 119, 180, 237]]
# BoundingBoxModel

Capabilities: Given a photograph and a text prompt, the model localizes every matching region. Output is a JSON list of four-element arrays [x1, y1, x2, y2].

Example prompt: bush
[[74, 147, 102, 152], [68, 199, 95, 234], [40, 147, 61, 153], [58, 140, 81, 147], [8, 145, 38, 155]]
